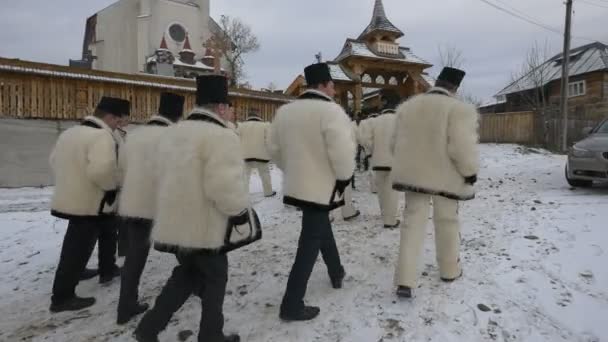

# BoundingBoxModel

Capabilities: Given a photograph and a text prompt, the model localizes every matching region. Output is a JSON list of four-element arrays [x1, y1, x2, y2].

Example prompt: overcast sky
[[1, 0, 606, 101]]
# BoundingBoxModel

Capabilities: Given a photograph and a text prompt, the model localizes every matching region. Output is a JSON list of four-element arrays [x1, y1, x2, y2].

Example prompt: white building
[[76, 0, 224, 78]]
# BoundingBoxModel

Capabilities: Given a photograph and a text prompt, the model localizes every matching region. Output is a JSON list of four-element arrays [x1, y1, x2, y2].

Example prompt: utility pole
[[560, 0, 573, 151]]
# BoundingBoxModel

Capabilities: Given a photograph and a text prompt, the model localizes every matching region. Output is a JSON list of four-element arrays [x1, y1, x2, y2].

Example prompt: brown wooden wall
[[0, 60, 291, 123], [548, 71, 606, 106], [479, 111, 536, 144]]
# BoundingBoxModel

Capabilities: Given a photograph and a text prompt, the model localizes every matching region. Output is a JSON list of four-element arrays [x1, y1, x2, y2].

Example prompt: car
[[565, 118, 608, 188]]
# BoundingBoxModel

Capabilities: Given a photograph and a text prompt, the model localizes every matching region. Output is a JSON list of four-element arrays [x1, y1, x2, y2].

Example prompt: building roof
[[358, 0, 404, 40], [334, 39, 431, 66], [496, 42, 608, 96], [0, 57, 293, 102], [328, 63, 360, 83]]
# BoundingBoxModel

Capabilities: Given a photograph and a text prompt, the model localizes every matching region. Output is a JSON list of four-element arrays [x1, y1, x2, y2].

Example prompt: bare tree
[[214, 15, 260, 87], [461, 93, 483, 108], [508, 40, 552, 145], [438, 44, 465, 69]]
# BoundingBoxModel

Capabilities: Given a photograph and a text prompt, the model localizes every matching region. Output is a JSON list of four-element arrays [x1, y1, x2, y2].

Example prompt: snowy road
[[0, 144, 607, 342]]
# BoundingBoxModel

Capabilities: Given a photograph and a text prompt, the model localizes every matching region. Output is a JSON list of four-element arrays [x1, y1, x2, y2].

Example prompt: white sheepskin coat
[[391, 87, 480, 200], [50, 116, 119, 218]]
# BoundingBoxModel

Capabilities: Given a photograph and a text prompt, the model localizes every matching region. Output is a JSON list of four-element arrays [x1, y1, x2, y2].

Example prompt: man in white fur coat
[[135, 76, 258, 342], [270, 63, 355, 322], [359, 113, 379, 193], [391, 67, 480, 298], [49, 97, 129, 313], [116, 92, 184, 325], [237, 111, 276, 197], [370, 106, 401, 229]]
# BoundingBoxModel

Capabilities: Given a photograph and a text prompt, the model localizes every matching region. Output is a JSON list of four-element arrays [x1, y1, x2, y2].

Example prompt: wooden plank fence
[[479, 111, 535, 144], [0, 57, 292, 122]]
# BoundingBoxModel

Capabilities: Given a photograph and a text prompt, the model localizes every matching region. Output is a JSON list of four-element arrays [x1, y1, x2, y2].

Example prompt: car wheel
[[565, 165, 593, 188]]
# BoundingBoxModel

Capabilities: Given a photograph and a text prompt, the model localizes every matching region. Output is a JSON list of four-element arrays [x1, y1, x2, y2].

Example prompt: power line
[[478, 0, 563, 35], [578, 0, 608, 9], [478, 0, 606, 44]]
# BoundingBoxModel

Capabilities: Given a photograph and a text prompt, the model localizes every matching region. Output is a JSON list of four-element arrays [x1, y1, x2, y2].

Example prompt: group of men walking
[[47, 61, 479, 341]]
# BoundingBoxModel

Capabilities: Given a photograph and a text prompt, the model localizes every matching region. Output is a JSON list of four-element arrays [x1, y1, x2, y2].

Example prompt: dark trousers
[[51, 217, 117, 304], [117, 219, 152, 313], [117, 219, 129, 257], [281, 208, 343, 313], [97, 217, 118, 276], [137, 252, 228, 342]]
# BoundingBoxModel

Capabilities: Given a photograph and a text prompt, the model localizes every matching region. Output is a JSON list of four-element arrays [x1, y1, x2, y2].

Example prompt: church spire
[[358, 0, 404, 41], [159, 34, 169, 50], [182, 34, 193, 51]]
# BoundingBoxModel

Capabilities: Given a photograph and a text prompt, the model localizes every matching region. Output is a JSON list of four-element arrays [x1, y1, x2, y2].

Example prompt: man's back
[[237, 120, 271, 161], [392, 90, 479, 200], [118, 124, 168, 220], [153, 116, 249, 251], [50, 119, 118, 218], [270, 93, 355, 209]]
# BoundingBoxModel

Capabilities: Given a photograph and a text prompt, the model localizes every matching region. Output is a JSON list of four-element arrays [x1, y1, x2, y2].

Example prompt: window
[[568, 80, 586, 98], [168, 23, 186, 43]]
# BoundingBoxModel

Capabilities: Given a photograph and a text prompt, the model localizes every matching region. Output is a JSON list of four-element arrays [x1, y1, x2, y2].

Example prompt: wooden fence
[[479, 111, 535, 144], [0, 57, 292, 123]]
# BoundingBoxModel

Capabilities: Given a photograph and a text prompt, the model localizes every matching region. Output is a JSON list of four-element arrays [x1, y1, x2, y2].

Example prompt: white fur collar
[[148, 115, 174, 126], [83, 115, 113, 133], [427, 87, 453, 97], [187, 107, 227, 127]]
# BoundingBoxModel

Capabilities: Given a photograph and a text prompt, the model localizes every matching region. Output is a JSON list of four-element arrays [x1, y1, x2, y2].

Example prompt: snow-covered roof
[[334, 39, 431, 66], [496, 42, 608, 96], [0, 61, 291, 103], [172, 58, 214, 71], [328, 63, 358, 83], [358, 0, 404, 40]]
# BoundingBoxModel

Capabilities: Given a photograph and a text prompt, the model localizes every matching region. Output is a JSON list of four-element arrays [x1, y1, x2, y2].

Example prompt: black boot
[[396, 286, 412, 298], [441, 270, 463, 283], [50, 296, 96, 313], [330, 268, 346, 289], [79, 268, 99, 281], [224, 334, 240, 342], [279, 306, 320, 322], [343, 210, 361, 221], [384, 220, 401, 229], [265, 191, 277, 198], [134, 329, 159, 342], [117, 302, 149, 325], [99, 265, 121, 284]]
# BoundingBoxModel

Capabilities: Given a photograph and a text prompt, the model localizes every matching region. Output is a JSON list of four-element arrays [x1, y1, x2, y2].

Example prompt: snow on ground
[[0, 144, 607, 342]]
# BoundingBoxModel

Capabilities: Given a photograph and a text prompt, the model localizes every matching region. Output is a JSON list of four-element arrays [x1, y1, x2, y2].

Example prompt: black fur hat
[[96, 97, 130, 117], [437, 67, 466, 88], [159, 92, 185, 121], [304, 63, 332, 86], [196, 75, 229, 105]]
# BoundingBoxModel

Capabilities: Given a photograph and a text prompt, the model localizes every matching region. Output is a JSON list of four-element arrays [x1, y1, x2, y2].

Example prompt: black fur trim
[[373, 166, 392, 171], [147, 120, 170, 127], [283, 196, 344, 211], [186, 113, 226, 128], [51, 210, 100, 220], [428, 89, 450, 96], [81, 120, 103, 129], [245, 158, 270, 163], [392, 182, 475, 201], [298, 91, 332, 102], [120, 216, 153, 226], [246, 117, 263, 122]]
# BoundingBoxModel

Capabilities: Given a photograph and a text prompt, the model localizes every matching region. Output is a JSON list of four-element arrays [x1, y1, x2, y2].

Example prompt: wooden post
[[560, 0, 573, 151]]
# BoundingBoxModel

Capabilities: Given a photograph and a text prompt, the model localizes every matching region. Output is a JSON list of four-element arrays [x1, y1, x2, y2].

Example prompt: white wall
[[92, 0, 139, 73], [89, 0, 212, 74], [0, 119, 76, 188], [149, 0, 210, 59]]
